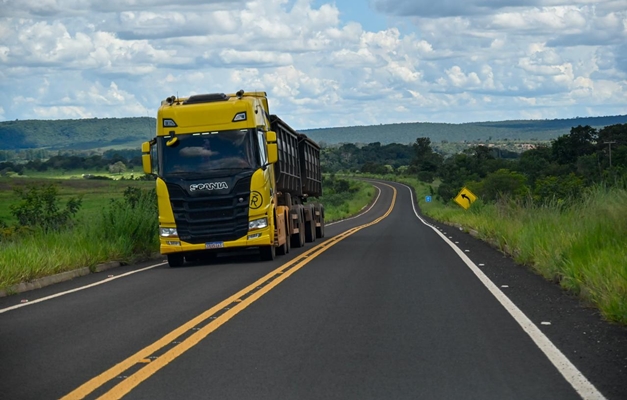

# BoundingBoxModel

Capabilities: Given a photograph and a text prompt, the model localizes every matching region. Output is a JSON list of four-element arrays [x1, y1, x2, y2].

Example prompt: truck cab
[[142, 91, 283, 266]]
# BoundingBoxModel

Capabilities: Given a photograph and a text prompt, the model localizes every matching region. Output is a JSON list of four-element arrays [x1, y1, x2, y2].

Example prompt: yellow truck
[[142, 90, 324, 267]]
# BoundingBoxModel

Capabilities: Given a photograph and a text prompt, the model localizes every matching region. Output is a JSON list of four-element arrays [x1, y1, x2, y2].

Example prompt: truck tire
[[316, 214, 325, 238], [167, 253, 185, 268], [260, 245, 276, 261], [291, 209, 306, 248], [305, 218, 316, 243]]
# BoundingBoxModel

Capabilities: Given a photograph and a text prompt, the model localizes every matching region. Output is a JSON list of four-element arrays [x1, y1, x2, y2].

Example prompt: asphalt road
[[1, 180, 626, 399]]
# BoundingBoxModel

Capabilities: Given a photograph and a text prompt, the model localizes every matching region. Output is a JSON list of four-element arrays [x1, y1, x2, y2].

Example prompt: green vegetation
[[0, 184, 158, 290], [315, 176, 374, 222], [0, 177, 153, 224], [9, 184, 82, 232]]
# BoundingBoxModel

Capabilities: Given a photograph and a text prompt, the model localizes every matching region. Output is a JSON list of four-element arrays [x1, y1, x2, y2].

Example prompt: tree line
[[412, 124, 627, 203], [2, 123, 625, 205], [319, 123, 626, 203], [0, 149, 143, 176]]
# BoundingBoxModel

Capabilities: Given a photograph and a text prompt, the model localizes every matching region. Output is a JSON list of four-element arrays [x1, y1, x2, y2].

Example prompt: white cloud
[[218, 50, 294, 66], [328, 48, 380, 68], [0, 0, 625, 127]]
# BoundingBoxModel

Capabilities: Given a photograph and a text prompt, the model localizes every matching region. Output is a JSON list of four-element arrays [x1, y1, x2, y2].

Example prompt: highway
[[1, 180, 626, 399]]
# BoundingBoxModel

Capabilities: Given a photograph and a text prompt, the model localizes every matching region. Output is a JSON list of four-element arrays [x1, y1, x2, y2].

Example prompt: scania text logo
[[189, 182, 228, 192]]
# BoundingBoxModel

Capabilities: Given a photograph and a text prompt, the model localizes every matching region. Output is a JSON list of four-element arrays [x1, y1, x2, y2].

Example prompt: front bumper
[[160, 225, 273, 255]]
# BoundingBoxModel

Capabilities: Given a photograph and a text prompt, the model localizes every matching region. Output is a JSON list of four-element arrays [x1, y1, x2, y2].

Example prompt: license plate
[[205, 242, 224, 249]]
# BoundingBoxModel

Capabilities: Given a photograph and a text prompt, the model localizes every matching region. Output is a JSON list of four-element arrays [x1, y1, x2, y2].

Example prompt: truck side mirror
[[266, 130, 278, 164], [142, 141, 153, 174]]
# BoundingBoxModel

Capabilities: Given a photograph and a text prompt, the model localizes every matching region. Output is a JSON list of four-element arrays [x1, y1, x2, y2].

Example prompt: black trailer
[[269, 115, 324, 245]]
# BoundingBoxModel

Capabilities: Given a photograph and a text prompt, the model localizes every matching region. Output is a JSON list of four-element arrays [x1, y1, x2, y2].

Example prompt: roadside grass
[[387, 175, 627, 325], [0, 176, 153, 224], [0, 173, 374, 291], [316, 178, 374, 222], [0, 188, 159, 290]]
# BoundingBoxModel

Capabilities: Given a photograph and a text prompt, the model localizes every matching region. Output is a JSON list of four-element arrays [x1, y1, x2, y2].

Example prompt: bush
[[436, 182, 457, 202], [534, 173, 584, 203], [417, 171, 435, 183], [476, 169, 529, 202], [97, 187, 158, 255], [9, 184, 82, 231]]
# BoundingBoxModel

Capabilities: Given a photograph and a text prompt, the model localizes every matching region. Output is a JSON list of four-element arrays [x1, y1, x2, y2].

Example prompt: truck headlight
[[249, 217, 268, 230], [160, 227, 178, 237]]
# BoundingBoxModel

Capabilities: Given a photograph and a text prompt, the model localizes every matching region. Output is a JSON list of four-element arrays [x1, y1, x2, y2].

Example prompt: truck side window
[[258, 130, 268, 165]]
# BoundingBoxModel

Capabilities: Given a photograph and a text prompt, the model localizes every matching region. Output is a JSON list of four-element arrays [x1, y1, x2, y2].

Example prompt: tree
[[361, 162, 388, 175], [596, 123, 627, 170], [552, 125, 597, 165], [109, 161, 127, 174], [475, 169, 529, 202], [516, 146, 552, 185], [410, 137, 443, 180]]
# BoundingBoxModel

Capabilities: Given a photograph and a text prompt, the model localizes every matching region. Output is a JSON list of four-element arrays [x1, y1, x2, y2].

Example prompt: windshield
[[159, 129, 258, 177]]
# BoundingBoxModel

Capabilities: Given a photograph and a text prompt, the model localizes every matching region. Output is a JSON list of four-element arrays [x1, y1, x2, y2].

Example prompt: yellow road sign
[[454, 187, 477, 210]]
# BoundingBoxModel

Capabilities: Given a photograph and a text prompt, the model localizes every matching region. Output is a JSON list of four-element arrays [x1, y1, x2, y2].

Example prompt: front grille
[[166, 177, 251, 244]]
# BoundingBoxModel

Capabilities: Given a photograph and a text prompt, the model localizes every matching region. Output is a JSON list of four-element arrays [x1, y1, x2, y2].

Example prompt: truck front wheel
[[260, 245, 276, 261], [167, 253, 185, 268]]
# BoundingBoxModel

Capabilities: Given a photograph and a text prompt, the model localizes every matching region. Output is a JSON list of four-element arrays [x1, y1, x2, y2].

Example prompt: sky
[[0, 0, 626, 130]]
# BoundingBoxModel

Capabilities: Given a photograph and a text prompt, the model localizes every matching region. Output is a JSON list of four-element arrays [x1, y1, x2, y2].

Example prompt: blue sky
[[0, 0, 625, 129], [321, 0, 390, 32]]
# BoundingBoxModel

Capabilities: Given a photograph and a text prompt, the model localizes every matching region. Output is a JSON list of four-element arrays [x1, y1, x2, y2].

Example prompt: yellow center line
[[62, 183, 397, 400]]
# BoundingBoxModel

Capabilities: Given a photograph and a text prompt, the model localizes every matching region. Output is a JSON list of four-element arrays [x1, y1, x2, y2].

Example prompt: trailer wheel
[[316, 212, 325, 238], [291, 210, 306, 248], [305, 218, 316, 243], [292, 205, 305, 248], [167, 253, 185, 268], [260, 245, 276, 261]]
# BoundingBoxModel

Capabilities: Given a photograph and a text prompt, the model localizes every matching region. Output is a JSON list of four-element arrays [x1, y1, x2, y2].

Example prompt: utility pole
[[604, 141, 616, 168]]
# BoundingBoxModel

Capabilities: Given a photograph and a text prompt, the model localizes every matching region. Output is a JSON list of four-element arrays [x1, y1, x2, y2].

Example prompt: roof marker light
[[233, 112, 247, 122], [163, 119, 177, 127]]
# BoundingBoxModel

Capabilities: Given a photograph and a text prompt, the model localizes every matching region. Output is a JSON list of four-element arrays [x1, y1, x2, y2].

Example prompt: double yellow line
[[63, 184, 396, 399]]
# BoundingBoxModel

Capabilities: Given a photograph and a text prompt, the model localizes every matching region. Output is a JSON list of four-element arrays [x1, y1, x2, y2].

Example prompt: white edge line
[[0, 262, 167, 314], [404, 184, 605, 400]]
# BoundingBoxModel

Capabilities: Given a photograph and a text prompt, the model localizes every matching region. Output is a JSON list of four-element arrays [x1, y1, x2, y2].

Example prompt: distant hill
[[301, 115, 627, 145], [1, 117, 155, 151], [2, 114, 627, 151]]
